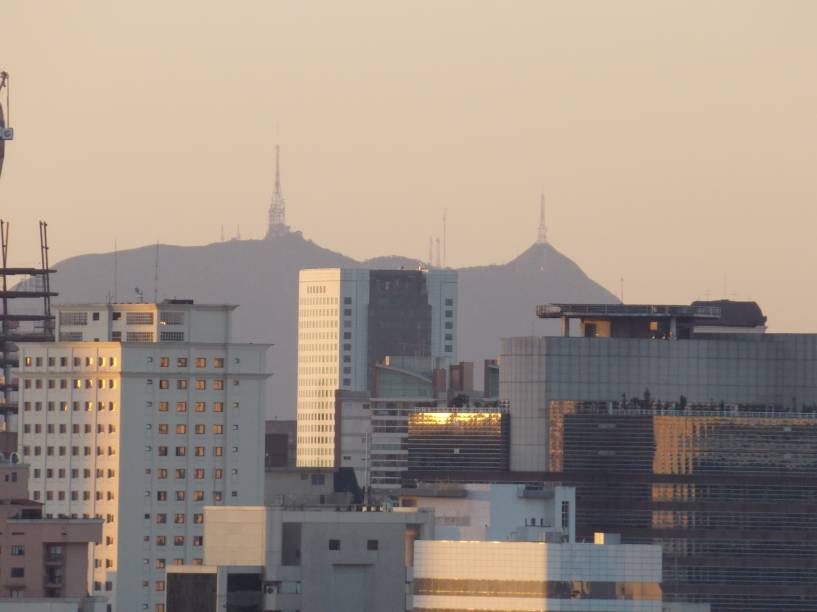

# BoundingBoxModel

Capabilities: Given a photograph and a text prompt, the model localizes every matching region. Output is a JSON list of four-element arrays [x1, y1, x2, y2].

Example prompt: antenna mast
[[537, 194, 548, 244], [153, 241, 159, 303], [442, 209, 447, 268]]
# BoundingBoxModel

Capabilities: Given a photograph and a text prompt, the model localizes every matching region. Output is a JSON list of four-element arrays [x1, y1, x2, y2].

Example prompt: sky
[[1, 1, 815, 332]]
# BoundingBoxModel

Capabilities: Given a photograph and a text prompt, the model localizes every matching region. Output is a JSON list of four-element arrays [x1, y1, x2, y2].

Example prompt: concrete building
[[399, 482, 575, 543], [166, 505, 435, 612], [501, 301, 817, 611], [0, 458, 105, 611], [264, 420, 296, 468], [297, 268, 457, 467], [264, 466, 358, 507], [413, 538, 663, 612], [17, 301, 270, 612]]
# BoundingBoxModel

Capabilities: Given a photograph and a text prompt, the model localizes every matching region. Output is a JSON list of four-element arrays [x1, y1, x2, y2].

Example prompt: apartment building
[[0, 458, 104, 611], [297, 268, 457, 467], [17, 301, 269, 612]]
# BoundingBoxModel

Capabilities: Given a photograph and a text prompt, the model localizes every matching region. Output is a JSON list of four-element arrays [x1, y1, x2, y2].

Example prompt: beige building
[[0, 458, 105, 611], [17, 301, 269, 612]]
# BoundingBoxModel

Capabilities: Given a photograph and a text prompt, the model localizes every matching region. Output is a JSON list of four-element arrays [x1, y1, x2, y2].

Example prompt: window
[[176, 402, 187, 412], [212, 424, 223, 434], [214, 468, 223, 480], [126, 312, 154, 325], [173, 536, 185, 546], [112, 311, 121, 321], [176, 491, 186, 501], [176, 357, 188, 367], [213, 380, 224, 390], [156, 536, 166, 546], [10, 567, 24, 578], [155, 580, 165, 592], [329, 539, 340, 551], [194, 469, 205, 479], [196, 358, 206, 368], [175, 447, 187, 457], [160, 357, 169, 368], [195, 402, 205, 412], [174, 513, 185, 524], [160, 311, 184, 325], [213, 358, 224, 368], [10, 545, 24, 556], [194, 447, 205, 457], [159, 402, 169, 412], [158, 424, 169, 434], [194, 424, 206, 434], [213, 402, 223, 413], [61, 311, 88, 326], [193, 513, 204, 524], [159, 379, 169, 389], [193, 536, 203, 546], [158, 469, 168, 480], [176, 424, 187, 434], [155, 558, 166, 569], [213, 447, 223, 457], [156, 513, 167, 524], [175, 469, 186, 479], [195, 379, 206, 390], [193, 490, 205, 501], [444, 322, 453, 329], [126, 332, 154, 342], [213, 491, 222, 503], [157, 491, 167, 501], [176, 379, 188, 390], [445, 344, 452, 352], [367, 539, 379, 551]]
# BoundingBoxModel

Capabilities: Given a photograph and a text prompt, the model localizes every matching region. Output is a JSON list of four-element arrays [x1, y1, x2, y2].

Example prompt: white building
[[413, 538, 663, 612], [17, 301, 270, 612], [297, 268, 457, 467], [400, 482, 575, 543]]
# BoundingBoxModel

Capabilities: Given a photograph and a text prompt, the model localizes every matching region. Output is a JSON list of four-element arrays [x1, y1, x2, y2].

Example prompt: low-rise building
[[0, 457, 105, 611], [413, 537, 663, 612], [166, 505, 434, 612]]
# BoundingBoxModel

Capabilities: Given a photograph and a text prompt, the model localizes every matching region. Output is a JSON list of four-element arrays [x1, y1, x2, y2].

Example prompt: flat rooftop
[[537, 303, 722, 320]]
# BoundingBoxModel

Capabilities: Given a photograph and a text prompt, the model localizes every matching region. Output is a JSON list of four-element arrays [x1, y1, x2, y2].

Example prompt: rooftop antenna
[[537, 194, 548, 244], [427, 237, 433, 269], [153, 241, 159, 303], [113, 239, 118, 303], [435, 238, 441, 268], [442, 209, 447, 268]]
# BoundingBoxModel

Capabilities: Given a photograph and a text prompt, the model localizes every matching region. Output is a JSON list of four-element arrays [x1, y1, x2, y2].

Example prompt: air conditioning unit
[[0, 128, 13, 141]]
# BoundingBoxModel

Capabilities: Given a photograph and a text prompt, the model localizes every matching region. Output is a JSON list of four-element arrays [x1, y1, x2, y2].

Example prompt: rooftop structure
[[537, 300, 766, 339]]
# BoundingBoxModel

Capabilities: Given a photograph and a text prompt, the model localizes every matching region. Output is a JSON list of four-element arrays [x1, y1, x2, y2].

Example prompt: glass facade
[[407, 410, 509, 472], [549, 399, 817, 612]]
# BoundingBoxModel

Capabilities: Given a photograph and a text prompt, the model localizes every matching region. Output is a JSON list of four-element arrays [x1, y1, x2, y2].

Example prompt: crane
[[0, 71, 12, 180]]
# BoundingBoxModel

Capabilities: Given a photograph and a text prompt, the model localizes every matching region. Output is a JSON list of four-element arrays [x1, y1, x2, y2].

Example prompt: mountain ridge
[[40, 232, 618, 417]]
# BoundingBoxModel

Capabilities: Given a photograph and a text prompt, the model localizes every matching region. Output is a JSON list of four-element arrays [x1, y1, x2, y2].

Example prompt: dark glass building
[[549, 399, 817, 612], [407, 409, 509, 473]]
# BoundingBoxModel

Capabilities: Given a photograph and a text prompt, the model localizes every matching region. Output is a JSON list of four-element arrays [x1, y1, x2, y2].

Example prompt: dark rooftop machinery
[[537, 300, 767, 339]]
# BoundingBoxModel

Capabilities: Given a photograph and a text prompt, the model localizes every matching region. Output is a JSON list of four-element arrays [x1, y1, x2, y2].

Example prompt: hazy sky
[[1, 1, 815, 331]]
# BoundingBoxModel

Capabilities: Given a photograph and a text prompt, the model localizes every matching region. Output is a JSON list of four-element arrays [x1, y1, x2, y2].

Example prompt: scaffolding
[[0, 220, 56, 443]]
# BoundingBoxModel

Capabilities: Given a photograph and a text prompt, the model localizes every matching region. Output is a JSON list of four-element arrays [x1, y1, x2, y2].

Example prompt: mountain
[[40, 232, 617, 417]]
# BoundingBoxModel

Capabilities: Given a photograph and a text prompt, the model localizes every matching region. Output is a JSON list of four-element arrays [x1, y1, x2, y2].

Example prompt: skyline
[[1, 1, 815, 333]]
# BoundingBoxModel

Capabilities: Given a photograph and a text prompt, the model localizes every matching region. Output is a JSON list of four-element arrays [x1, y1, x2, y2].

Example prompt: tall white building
[[17, 301, 269, 612], [297, 268, 457, 467]]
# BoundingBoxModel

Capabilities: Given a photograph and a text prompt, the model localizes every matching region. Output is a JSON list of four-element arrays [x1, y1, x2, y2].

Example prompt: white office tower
[[17, 301, 269, 612], [297, 268, 457, 467]]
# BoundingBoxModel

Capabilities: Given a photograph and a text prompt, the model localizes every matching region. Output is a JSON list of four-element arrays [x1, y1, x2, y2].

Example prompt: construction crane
[[0, 71, 12, 180]]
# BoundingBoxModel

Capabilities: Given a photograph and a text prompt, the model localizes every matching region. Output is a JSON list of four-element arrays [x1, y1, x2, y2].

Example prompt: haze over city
[[1, 1, 815, 332]]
